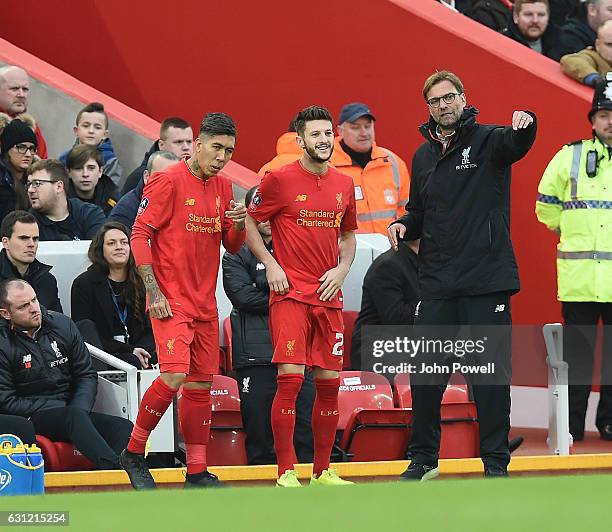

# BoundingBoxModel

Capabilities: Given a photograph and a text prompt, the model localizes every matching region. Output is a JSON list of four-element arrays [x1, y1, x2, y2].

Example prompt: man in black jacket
[[0, 211, 62, 312], [557, 0, 612, 57], [351, 240, 419, 371], [388, 71, 536, 480], [222, 186, 314, 465], [0, 279, 133, 469], [27, 159, 105, 241]]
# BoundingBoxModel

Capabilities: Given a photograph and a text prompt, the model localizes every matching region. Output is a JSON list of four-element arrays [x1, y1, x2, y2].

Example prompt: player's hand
[[226, 200, 246, 230], [317, 265, 349, 302], [512, 111, 533, 130], [147, 287, 173, 320], [387, 223, 406, 251], [133, 347, 151, 369], [266, 262, 289, 295]]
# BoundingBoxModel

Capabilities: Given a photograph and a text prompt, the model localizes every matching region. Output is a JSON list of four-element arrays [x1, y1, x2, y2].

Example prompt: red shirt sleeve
[[136, 172, 174, 230], [247, 171, 284, 222], [341, 181, 358, 232]]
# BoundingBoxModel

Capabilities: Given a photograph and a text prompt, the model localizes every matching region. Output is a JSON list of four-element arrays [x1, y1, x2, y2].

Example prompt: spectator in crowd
[[66, 144, 120, 217], [350, 240, 420, 371], [59, 103, 122, 186], [0, 65, 48, 159], [503, 0, 564, 60], [331, 102, 410, 235], [536, 79, 612, 442], [222, 186, 314, 465], [560, 19, 612, 85], [109, 151, 179, 231], [467, 0, 513, 32], [120, 117, 193, 195], [27, 159, 105, 241], [71, 221, 156, 370], [388, 71, 536, 480], [0, 414, 36, 445], [258, 121, 302, 176], [557, 0, 612, 57], [0, 279, 133, 469], [549, 0, 582, 26], [0, 119, 36, 222], [0, 211, 62, 312]]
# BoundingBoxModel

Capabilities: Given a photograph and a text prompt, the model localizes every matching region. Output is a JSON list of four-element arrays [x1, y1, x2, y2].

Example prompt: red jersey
[[248, 160, 357, 308], [132, 160, 245, 320]]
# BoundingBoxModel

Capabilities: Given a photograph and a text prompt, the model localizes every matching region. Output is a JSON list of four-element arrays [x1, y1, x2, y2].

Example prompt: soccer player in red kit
[[120, 113, 246, 490], [246, 106, 357, 487]]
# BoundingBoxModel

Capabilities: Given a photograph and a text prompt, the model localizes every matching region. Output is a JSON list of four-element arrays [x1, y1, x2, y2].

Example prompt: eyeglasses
[[426, 92, 462, 108], [26, 179, 57, 189], [13, 144, 37, 155]]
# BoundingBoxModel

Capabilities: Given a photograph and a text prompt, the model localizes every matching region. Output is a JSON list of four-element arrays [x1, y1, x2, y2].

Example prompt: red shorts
[[151, 311, 219, 382], [269, 299, 344, 371]]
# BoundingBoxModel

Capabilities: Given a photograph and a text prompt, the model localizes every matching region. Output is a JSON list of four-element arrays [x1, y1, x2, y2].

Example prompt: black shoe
[[484, 467, 508, 478], [571, 432, 584, 442], [184, 470, 224, 488], [509, 436, 524, 454], [399, 462, 439, 481], [600, 424, 612, 441], [120, 449, 157, 490]]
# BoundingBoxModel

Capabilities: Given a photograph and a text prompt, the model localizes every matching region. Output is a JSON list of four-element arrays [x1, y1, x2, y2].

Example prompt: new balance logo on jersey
[[456, 146, 478, 170], [242, 377, 250, 393], [185, 198, 196, 206], [495, 304, 505, 313], [295, 194, 308, 202]]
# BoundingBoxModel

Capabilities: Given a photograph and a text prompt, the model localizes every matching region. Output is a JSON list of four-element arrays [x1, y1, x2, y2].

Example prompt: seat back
[[211, 374, 241, 412], [338, 371, 393, 430], [393, 372, 411, 408], [35, 435, 95, 472], [342, 310, 358, 370]]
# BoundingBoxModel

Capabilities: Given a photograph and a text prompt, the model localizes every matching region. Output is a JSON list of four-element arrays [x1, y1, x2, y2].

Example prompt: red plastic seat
[[439, 401, 480, 458], [337, 371, 394, 430], [35, 435, 95, 472], [393, 373, 411, 408], [342, 311, 358, 370]]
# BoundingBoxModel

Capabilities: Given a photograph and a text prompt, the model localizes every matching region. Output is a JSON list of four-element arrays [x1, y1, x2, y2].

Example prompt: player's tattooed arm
[[138, 264, 173, 319]]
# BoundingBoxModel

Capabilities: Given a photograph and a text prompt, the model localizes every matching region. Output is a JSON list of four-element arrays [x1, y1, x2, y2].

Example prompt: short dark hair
[[65, 144, 103, 171], [245, 186, 258, 208], [199, 113, 237, 138], [293, 106, 333, 137], [0, 278, 29, 309], [28, 159, 69, 191], [146, 150, 179, 173], [1, 210, 37, 239], [76, 102, 109, 129], [160, 117, 191, 139]]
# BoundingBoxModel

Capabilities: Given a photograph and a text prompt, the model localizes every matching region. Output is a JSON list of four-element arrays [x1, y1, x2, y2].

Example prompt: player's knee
[[183, 381, 212, 390], [160, 372, 187, 389]]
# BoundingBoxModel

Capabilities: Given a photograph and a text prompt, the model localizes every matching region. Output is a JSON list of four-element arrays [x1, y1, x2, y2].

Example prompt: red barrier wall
[[0, 0, 595, 325]]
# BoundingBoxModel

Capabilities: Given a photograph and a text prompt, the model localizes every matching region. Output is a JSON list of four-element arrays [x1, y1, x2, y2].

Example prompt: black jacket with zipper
[[222, 242, 273, 369], [0, 308, 97, 417], [395, 106, 537, 300]]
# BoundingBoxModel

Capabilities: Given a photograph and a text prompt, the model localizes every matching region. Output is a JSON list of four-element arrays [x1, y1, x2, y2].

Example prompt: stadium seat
[[337, 371, 394, 430], [393, 372, 411, 408], [342, 311, 358, 370], [35, 435, 95, 472]]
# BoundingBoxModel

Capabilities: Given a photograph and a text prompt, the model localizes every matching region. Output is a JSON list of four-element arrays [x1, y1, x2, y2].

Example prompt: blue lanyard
[[107, 280, 129, 343]]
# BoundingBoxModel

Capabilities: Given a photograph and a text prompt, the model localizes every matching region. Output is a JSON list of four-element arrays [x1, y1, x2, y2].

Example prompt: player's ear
[[296, 135, 305, 148]]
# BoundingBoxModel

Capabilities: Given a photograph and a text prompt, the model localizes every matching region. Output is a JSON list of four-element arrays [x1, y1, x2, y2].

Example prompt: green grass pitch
[[1, 474, 610, 531]]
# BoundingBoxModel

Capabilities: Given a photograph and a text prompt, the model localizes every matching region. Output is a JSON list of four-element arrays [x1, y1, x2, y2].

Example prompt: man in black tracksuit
[[222, 186, 314, 465], [388, 71, 537, 479], [0, 279, 133, 469]]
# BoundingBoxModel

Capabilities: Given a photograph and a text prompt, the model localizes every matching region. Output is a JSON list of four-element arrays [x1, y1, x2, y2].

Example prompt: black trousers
[[29, 406, 133, 470], [408, 292, 512, 470], [0, 414, 36, 445], [235, 365, 315, 465], [562, 302, 612, 438]]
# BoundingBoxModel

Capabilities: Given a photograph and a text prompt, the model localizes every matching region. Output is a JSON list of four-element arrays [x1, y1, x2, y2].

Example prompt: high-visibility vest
[[536, 137, 612, 302], [258, 133, 302, 176], [331, 140, 410, 235]]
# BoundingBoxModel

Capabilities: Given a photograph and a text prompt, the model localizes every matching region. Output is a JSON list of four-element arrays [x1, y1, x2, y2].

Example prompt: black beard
[[305, 143, 333, 163]]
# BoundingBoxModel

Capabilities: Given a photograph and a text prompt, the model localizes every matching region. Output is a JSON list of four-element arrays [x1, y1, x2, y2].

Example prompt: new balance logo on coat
[[494, 304, 505, 313]]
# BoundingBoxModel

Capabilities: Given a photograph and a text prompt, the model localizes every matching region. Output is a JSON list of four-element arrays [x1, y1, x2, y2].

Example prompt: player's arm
[[222, 192, 247, 253], [245, 214, 288, 295], [318, 230, 356, 302]]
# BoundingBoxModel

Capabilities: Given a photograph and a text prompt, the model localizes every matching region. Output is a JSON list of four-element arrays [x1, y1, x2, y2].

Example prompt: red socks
[[127, 377, 176, 454], [312, 378, 340, 477], [179, 387, 212, 475], [271, 373, 304, 476]]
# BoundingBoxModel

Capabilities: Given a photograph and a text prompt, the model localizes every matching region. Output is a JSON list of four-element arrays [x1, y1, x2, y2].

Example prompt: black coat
[[0, 156, 18, 224], [108, 178, 144, 231], [30, 197, 106, 241], [120, 141, 159, 196], [395, 106, 537, 300], [351, 243, 419, 370], [0, 249, 62, 312], [222, 243, 273, 369], [70, 265, 156, 364], [67, 174, 120, 217], [557, 4, 596, 58], [502, 15, 564, 61], [0, 308, 97, 417]]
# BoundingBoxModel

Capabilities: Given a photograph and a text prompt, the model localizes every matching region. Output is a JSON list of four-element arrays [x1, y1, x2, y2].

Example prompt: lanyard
[[108, 281, 129, 343]]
